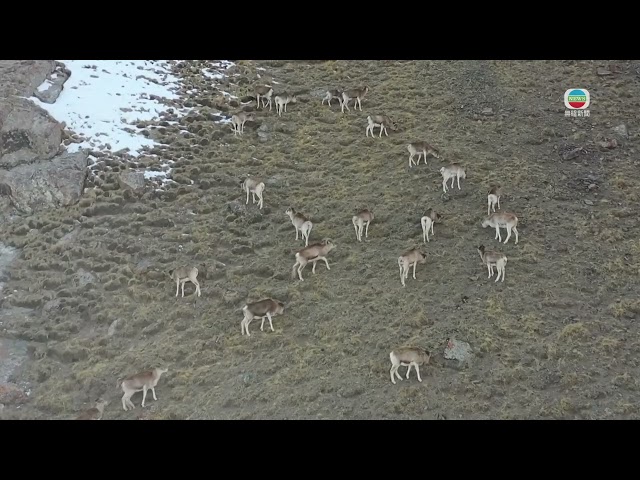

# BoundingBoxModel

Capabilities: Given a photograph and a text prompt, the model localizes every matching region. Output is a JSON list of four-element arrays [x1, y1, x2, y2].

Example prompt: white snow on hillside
[[27, 60, 238, 190], [30, 60, 186, 156]]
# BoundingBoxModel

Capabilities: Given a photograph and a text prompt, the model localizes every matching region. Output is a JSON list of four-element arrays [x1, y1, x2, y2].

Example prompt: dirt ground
[[2, 59, 640, 419]]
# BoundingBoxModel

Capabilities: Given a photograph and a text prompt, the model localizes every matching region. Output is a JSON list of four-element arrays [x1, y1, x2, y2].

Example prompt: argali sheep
[[285, 207, 313, 246], [389, 347, 431, 384], [291, 239, 336, 281], [341, 86, 369, 112], [230, 112, 256, 135], [75, 400, 109, 420], [420, 208, 442, 243], [241, 298, 286, 336], [408, 141, 440, 168], [482, 212, 519, 245], [352, 209, 374, 242], [254, 85, 274, 110], [477, 245, 508, 282], [440, 163, 466, 193], [241, 177, 265, 209], [365, 115, 397, 138], [322, 89, 342, 107], [119, 367, 169, 411], [487, 185, 502, 215], [398, 248, 427, 287], [171, 266, 201, 298], [274, 93, 297, 116]]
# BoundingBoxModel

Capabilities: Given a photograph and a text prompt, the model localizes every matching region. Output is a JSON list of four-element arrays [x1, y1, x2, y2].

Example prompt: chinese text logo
[[564, 89, 590, 117]]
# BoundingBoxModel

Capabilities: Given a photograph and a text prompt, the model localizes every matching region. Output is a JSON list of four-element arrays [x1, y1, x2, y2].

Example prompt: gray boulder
[[33, 62, 71, 104], [118, 170, 145, 194], [0, 151, 88, 214], [0, 96, 63, 169], [0, 60, 55, 99]]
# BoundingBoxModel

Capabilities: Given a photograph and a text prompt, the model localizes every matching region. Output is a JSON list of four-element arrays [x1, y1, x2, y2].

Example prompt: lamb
[[341, 86, 369, 112], [352, 209, 374, 242], [440, 163, 466, 193], [274, 92, 297, 116], [75, 399, 109, 420], [241, 298, 285, 336], [230, 112, 256, 135], [477, 245, 508, 282], [322, 89, 342, 107], [487, 185, 502, 215], [408, 141, 440, 168], [481, 212, 519, 244], [420, 208, 442, 243], [398, 248, 427, 287], [389, 347, 431, 384], [285, 207, 313, 246], [255, 85, 274, 110], [119, 367, 169, 411], [365, 115, 397, 137], [241, 177, 265, 209], [170, 266, 201, 297], [291, 238, 336, 281]]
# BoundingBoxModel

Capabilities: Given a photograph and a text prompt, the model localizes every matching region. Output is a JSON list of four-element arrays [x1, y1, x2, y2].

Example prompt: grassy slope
[[2, 59, 640, 419]]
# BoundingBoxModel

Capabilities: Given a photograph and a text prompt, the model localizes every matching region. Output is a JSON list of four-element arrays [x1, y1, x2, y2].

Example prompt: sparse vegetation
[[1, 59, 639, 419]]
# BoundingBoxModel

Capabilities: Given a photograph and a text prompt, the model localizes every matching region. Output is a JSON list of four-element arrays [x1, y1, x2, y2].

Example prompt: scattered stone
[[561, 147, 583, 160], [481, 107, 494, 116], [584, 199, 594, 205], [613, 124, 628, 138], [107, 319, 119, 337], [597, 138, 618, 149], [596, 66, 613, 76], [257, 123, 270, 143], [0, 383, 28, 405], [444, 337, 473, 366], [588, 183, 597, 190], [113, 147, 130, 156]]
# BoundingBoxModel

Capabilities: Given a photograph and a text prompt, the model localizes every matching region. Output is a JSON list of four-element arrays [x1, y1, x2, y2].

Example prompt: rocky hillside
[[1, 59, 639, 419]]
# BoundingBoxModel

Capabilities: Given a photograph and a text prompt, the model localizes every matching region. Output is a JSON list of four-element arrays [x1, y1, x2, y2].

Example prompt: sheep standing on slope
[[481, 212, 519, 245], [230, 112, 255, 135], [275, 93, 297, 116], [291, 239, 336, 281], [285, 207, 313, 246], [352, 209, 374, 242], [440, 163, 466, 193], [389, 347, 431, 384], [341, 86, 369, 112], [241, 177, 265, 209], [119, 367, 169, 411], [322, 89, 343, 107], [477, 245, 508, 282], [241, 298, 286, 336], [408, 141, 440, 168], [487, 185, 502, 215], [254, 85, 274, 110], [398, 248, 427, 287], [420, 208, 442, 243]]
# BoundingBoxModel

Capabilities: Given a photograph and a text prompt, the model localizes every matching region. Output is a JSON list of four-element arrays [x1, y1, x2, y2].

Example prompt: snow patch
[[29, 60, 186, 157]]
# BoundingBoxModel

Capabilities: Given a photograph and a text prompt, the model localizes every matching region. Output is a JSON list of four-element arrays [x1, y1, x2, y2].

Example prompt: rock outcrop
[[0, 60, 55, 98], [0, 151, 88, 215], [0, 96, 63, 169], [0, 59, 87, 215], [33, 62, 71, 104]]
